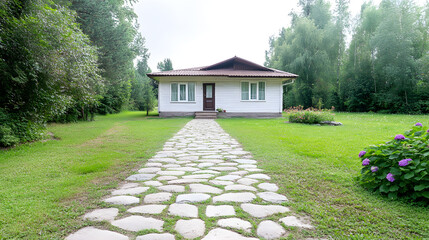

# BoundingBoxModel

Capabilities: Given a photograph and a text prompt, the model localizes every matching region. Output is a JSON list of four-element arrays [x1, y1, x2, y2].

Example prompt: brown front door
[[203, 83, 215, 110]]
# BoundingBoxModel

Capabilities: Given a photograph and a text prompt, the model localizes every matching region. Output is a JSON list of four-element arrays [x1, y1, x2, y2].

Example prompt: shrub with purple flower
[[398, 158, 412, 167], [371, 166, 379, 172], [362, 158, 370, 166], [394, 134, 405, 140], [358, 124, 429, 202], [386, 173, 395, 182]]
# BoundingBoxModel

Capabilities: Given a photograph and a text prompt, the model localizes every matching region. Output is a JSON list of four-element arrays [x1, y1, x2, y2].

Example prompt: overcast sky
[[132, 0, 423, 71]]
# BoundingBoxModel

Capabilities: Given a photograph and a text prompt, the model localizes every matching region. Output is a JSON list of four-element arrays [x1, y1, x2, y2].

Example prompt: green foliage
[[0, 125, 19, 147], [157, 58, 173, 72], [285, 106, 334, 124], [0, 0, 102, 146], [70, 0, 145, 114], [266, 0, 429, 114], [130, 71, 156, 115], [358, 124, 429, 202]]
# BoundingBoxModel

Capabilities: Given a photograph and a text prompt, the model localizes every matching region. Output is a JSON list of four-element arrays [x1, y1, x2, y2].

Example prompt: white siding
[[158, 76, 283, 113]]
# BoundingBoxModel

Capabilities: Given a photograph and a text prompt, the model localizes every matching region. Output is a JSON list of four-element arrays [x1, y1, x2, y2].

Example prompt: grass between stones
[[217, 112, 429, 239], [0, 111, 189, 239]]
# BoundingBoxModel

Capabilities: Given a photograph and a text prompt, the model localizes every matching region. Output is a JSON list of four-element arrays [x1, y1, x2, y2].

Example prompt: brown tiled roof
[[147, 56, 298, 79]]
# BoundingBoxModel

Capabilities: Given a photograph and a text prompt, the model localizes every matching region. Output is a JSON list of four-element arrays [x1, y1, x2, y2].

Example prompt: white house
[[147, 56, 297, 118]]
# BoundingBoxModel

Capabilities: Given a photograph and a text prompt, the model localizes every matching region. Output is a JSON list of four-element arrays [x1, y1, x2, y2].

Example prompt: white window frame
[[170, 82, 196, 102], [241, 81, 266, 101]]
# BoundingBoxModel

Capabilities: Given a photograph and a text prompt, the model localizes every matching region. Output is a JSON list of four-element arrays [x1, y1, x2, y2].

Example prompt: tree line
[[0, 0, 171, 147], [266, 0, 429, 114]]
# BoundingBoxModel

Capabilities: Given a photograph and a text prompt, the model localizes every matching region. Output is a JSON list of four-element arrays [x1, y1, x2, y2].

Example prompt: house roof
[[147, 56, 298, 79]]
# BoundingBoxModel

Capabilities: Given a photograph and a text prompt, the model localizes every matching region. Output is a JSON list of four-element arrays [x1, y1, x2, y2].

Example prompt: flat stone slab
[[194, 170, 221, 174], [280, 216, 314, 228], [126, 174, 156, 181], [136, 233, 175, 240], [225, 184, 257, 191], [149, 158, 177, 163], [138, 167, 161, 173], [257, 220, 286, 239], [175, 219, 205, 239], [241, 203, 290, 218], [238, 164, 257, 169], [104, 196, 139, 205], [202, 228, 258, 240], [163, 164, 181, 168], [143, 180, 163, 186], [257, 192, 288, 203], [233, 159, 257, 164], [169, 167, 200, 172], [246, 173, 270, 180], [215, 175, 241, 181], [112, 187, 149, 195], [209, 167, 238, 171], [145, 162, 162, 167], [65, 227, 128, 240], [168, 203, 198, 218], [127, 204, 167, 214], [218, 162, 238, 166], [176, 193, 211, 203], [83, 208, 118, 222], [229, 150, 249, 155], [144, 192, 172, 203], [157, 176, 178, 181], [217, 218, 252, 233], [157, 170, 186, 176], [111, 216, 164, 232], [237, 178, 259, 185], [209, 180, 234, 185], [213, 192, 256, 203], [119, 183, 140, 189], [206, 205, 236, 217], [157, 185, 185, 192], [258, 183, 279, 192], [168, 179, 207, 184], [182, 174, 214, 179], [230, 170, 248, 175], [189, 183, 223, 194], [198, 163, 215, 168]]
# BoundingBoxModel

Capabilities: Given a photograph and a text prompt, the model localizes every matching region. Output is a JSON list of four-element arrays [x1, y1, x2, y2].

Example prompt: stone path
[[66, 119, 314, 240]]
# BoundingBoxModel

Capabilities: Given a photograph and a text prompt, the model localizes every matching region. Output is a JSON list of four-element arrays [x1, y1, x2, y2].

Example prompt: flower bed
[[358, 123, 429, 201], [284, 106, 334, 124]]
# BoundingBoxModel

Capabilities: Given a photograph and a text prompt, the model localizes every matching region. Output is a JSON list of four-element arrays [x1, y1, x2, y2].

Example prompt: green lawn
[[217, 113, 429, 240], [0, 112, 189, 239]]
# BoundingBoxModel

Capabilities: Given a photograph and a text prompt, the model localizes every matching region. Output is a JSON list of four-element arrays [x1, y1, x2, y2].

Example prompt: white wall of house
[[158, 76, 285, 113]]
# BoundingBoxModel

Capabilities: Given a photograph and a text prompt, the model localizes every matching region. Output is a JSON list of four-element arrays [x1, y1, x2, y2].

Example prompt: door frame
[[203, 83, 215, 110]]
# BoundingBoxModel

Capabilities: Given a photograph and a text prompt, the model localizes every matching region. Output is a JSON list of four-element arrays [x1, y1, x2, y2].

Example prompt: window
[[171, 82, 195, 102], [241, 81, 265, 101], [188, 82, 195, 101], [241, 82, 249, 100]]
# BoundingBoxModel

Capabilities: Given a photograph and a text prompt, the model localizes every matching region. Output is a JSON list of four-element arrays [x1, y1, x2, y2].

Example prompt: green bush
[[358, 123, 429, 201], [0, 125, 19, 147], [285, 106, 334, 124]]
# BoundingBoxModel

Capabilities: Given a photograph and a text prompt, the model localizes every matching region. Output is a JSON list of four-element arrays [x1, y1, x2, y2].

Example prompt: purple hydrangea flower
[[415, 122, 423, 127], [359, 151, 366, 158], [362, 158, 370, 166], [394, 134, 405, 140], [386, 173, 395, 182], [398, 158, 412, 167], [371, 166, 379, 172], [427, 129, 429, 133]]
